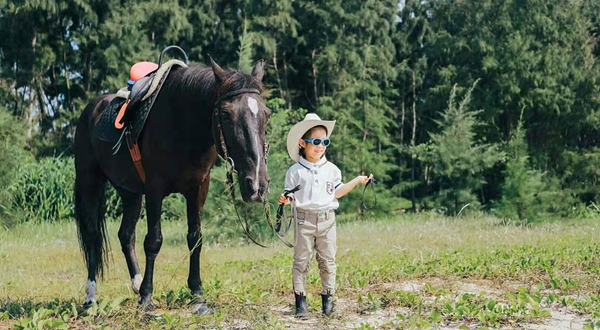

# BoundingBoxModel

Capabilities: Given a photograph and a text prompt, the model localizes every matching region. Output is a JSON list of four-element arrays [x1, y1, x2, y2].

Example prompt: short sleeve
[[333, 166, 344, 191], [285, 167, 299, 191]]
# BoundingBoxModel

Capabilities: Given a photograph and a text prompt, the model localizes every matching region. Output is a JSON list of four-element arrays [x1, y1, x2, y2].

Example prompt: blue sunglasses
[[303, 138, 331, 147]]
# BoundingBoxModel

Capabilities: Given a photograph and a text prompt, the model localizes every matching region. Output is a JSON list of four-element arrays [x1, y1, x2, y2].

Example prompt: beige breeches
[[292, 209, 336, 295]]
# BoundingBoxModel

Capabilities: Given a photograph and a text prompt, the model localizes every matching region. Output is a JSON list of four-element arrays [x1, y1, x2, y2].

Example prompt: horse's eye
[[221, 112, 232, 122]]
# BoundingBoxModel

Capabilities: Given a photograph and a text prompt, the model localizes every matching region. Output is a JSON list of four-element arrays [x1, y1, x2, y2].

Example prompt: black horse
[[74, 58, 270, 313]]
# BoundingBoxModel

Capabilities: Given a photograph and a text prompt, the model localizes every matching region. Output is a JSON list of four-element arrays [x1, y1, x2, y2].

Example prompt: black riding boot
[[294, 293, 308, 318], [321, 294, 334, 316]]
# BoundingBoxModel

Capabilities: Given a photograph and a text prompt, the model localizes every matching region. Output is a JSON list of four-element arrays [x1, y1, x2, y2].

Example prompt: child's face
[[299, 127, 328, 162]]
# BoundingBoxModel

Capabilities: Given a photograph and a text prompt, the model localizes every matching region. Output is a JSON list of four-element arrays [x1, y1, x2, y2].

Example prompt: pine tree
[[415, 82, 502, 215], [494, 118, 546, 222]]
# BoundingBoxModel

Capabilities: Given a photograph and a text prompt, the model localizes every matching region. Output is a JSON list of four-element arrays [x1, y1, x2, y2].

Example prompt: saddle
[[95, 46, 189, 183], [114, 61, 159, 130]]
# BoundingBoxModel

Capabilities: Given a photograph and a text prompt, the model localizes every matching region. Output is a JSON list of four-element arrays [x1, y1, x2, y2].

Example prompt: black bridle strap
[[213, 88, 261, 160], [276, 185, 302, 232], [215, 88, 261, 106]]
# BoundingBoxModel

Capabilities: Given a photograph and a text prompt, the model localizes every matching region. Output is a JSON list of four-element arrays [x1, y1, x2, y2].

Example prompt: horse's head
[[210, 58, 271, 203]]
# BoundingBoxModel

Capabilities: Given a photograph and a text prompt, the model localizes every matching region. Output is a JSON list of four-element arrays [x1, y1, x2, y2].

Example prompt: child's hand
[[278, 194, 290, 205], [356, 174, 374, 184]]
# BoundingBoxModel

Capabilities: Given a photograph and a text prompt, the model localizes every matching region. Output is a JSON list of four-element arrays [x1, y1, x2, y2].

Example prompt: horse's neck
[[156, 67, 218, 148]]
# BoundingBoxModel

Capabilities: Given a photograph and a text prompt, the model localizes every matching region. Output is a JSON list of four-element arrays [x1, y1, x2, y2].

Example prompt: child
[[278, 113, 372, 318]]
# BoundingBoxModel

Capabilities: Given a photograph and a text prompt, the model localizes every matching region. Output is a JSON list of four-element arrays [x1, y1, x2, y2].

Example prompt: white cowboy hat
[[287, 113, 336, 162]]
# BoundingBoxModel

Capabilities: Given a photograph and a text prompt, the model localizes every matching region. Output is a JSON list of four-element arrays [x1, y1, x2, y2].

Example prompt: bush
[[494, 120, 577, 223], [7, 157, 121, 223], [0, 109, 29, 228]]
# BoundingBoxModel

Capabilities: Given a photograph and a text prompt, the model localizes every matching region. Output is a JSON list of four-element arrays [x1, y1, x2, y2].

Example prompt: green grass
[[0, 213, 598, 329]]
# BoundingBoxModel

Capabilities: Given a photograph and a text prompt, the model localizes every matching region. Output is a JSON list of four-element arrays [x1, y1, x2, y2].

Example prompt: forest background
[[1, 0, 599, 233]]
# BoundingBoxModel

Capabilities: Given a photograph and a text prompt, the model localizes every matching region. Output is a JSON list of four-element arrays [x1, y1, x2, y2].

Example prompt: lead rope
[[360, 178, 379, 211], [223, 158, 269, 248], [272, 185, 302, 248]]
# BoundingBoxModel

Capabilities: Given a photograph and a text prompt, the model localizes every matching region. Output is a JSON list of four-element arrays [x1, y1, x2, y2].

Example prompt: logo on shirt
[[326, 181, 334, 195]]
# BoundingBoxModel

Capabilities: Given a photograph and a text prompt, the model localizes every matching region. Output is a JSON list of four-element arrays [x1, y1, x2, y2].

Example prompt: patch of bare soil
[[522, 308, 585, 330], [268, 280, 589, 330], [271, 295, 407, 330]]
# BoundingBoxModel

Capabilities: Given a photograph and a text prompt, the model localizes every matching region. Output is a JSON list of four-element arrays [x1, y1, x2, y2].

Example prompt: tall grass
[[7, 157, 121, 223]]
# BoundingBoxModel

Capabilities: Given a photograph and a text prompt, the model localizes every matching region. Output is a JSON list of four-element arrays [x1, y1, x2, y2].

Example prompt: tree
[[494, 118, 546, 222], [414, 82, 502, 215], [394, 0, 432, 209]]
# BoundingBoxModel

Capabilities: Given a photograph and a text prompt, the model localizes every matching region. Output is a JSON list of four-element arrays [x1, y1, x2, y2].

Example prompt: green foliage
[[558, 147, 600, 205], [494, 119, 573, 222], [237, 20, 254, 74], [414, 83, 502, 215], [1, 0, 599, 219], [0, 109, 27, 190], [0, 107, 27, 191], [7, 157, 121, 223], [0, 108, 29, 227]]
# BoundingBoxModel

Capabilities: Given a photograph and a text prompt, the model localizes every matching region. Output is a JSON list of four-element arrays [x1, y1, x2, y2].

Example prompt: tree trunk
[[311, 49, 318, 109], [410, 70, 417, 212], [282, 51, 291, 109], [272, 45, 285, 101], [399, 81, 406, 197], [26, 85, 36, 140]]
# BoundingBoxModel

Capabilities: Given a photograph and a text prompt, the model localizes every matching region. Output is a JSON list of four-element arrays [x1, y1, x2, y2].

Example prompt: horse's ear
[[208, 55, 226, 83], [251, 60, 265, 82]]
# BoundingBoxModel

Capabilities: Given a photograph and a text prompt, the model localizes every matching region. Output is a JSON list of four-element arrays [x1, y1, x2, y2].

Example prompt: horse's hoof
[[83, 300, 96, 309], [191, 302, 213, 315], [139, 297, 156, 311], [131, 275, 143, 294]]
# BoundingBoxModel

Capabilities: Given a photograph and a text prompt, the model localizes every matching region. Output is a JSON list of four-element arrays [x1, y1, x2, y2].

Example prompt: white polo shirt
[[284, 156, 344, 211]]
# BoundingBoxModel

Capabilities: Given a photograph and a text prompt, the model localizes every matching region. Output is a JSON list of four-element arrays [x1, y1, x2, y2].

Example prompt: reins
[[221, 157, 269, 248]]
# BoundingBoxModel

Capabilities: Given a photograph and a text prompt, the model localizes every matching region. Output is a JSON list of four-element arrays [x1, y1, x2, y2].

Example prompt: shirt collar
[[299, 156, 328, 168]]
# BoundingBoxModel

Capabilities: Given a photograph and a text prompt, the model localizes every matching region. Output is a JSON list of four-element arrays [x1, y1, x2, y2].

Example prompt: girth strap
[[125, 129, 146, 183]]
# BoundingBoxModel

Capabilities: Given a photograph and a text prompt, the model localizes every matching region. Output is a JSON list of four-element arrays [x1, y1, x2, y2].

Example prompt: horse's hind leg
[[138, 193, 164, 310], [116, 187, 143, 293], [185, 176, 211, 314]]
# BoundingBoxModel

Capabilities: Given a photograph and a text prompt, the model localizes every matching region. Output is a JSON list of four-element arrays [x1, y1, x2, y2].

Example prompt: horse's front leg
[[139, 193, 163, 310], [185, 176, 211, 314]]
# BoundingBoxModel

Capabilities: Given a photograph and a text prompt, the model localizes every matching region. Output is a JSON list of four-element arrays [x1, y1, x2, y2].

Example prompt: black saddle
[[94, 46, 189, 151]]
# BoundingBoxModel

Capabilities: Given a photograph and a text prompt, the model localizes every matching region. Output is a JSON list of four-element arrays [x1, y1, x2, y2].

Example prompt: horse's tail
[[74, 99, 111, 279], [75, 177, 110, 279]]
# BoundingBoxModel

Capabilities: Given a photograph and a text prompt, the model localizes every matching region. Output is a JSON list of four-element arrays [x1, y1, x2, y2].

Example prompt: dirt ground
[[272, 280, 587, 330]]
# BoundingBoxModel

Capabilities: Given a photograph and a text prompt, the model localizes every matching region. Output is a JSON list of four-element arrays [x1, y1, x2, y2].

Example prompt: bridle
[[212, 88, 274, 248], [212, 88, 263, 164]]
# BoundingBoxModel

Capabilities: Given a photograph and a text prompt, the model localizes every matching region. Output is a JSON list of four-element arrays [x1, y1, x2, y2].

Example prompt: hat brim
[[287, 119, 335, 162]]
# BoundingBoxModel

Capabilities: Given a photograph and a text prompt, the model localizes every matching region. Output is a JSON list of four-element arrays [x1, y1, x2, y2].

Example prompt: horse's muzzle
[[241, 175, 269, 203]]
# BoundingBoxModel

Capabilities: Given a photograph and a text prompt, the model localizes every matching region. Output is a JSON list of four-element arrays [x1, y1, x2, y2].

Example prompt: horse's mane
[[164, 64, 264, 105]]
